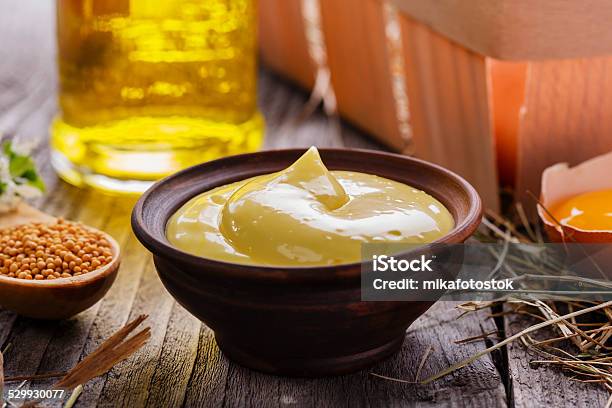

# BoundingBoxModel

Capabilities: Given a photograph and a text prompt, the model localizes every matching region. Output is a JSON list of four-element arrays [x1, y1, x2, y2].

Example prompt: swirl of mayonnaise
[[167, 147, 454, 266]]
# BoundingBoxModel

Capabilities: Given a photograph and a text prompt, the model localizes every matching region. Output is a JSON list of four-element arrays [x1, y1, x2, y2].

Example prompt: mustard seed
[[0, 220, 113, 280]]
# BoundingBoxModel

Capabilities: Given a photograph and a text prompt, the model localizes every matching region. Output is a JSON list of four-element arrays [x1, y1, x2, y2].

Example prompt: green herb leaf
[[2, 141, 45, 192]]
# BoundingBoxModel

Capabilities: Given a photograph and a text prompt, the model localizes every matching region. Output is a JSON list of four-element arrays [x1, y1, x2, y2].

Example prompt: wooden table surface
[[0, 1, 607, 407]]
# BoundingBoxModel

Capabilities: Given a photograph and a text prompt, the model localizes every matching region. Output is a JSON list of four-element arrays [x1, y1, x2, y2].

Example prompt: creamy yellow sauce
[[167, 147, 454, 266]]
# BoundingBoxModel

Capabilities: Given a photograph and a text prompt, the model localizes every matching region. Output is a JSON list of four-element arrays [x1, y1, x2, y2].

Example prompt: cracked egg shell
[[539, 150, 612, 243]]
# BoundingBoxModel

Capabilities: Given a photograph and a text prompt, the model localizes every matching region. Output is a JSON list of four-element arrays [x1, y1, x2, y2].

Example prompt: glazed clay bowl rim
[[0, 230, 121, 288], [132, 148, 482, 281]]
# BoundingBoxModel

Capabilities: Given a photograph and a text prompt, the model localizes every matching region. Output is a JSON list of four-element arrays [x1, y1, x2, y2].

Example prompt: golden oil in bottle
[[52, 0, 264, 193]]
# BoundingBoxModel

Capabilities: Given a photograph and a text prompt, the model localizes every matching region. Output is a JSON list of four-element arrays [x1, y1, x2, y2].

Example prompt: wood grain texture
[[0, 1, 597, 407], [399, 14, 500, 212], [183, 303, 505, 408], [258, 0, 315, 89], [489, 60, 527, 188], [391, 0, 612, 60], [319, 0, 406, 152], [515, 58, 612, 216], [504, 310, 609, 408], [0, 202, 55, 229]]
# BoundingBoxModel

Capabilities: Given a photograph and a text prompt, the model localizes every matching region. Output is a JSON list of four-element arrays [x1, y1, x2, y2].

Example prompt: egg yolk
[[550, 190, 612, 231]]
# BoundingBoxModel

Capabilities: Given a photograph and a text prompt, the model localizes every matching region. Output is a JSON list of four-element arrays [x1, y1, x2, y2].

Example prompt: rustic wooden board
[[504, 310, 610, 407], [0, 1, 603, 407], [259, 0, 408, 153], [489, 60, 527, 188], [391, 0, 612, 60], [257, 0, 502, 210], [258, 0, 315, 90], [319, 0, 407, 152], [515, 58, 612, 215], [398, 14, 500, 212], [179, 302, 505, 408]]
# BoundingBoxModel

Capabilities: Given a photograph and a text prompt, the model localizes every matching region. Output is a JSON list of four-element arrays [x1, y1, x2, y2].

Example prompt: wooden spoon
[[0, 201, 56, 229], [0, 202, 121, 320]]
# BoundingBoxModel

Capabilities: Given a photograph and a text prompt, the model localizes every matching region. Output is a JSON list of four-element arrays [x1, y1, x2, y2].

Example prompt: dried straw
[[434, 208, 612, 393], [1, 315, 149, 407], [370, 344, 434, 384], [64, 385, 83, 408], [421, 300, 612, 384], [54, 314, 150, 390], [377, 204, 612, 400]]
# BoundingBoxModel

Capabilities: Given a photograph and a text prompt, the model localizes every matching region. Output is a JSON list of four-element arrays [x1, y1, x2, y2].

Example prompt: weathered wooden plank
[[145, 303, 200, 408], [1, 3, 506, 407], [0, 188, 71, 369], [1, 189, 93, 352], [2, 318, 57, 389], [398, 13, 499, 212], [25, 194, 126, 406], [320, 0, 406, 151], [515, 59, 612, 216], [96, 258, 175, 407], [258, 0, 314, 90], [260, 70, 344, 150], [71, 207, 156, 408], [1, 192, 115, 406], [29, 308, 101, 408], [0, 311, 16, 350], [1, 194, 147, 407], [505, 311, 609, 408], [182, 327, 230, 408], [8, 2, 604, 408], [0, 187, 58, 345], [260, 70, 385, 151], [181, 302, 506, 408], [0, 1, 56, 147]]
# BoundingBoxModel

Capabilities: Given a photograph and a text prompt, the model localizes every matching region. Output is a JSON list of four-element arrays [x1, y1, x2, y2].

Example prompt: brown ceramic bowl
[[0, 231, 120, 320], [132, 148, 482, 376]]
